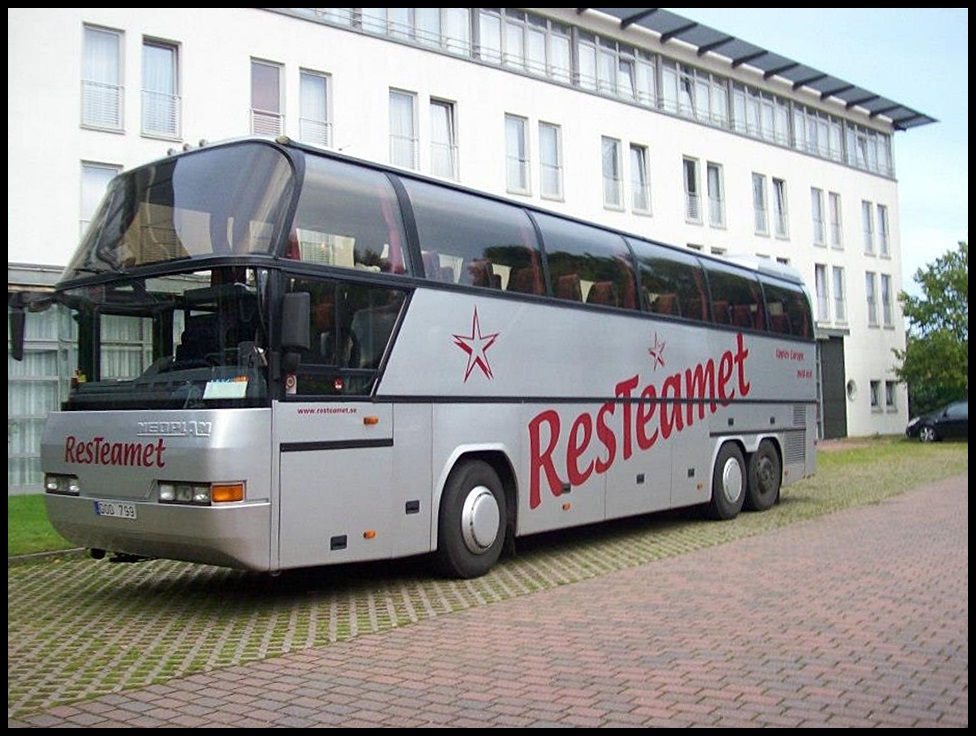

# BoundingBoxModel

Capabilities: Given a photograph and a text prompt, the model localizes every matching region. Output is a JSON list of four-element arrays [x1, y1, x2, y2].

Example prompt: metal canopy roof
[[580, 8, 937, 130]]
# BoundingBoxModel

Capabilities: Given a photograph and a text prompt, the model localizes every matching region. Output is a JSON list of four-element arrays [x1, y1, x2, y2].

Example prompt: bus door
[[276, 401, 395, 569]]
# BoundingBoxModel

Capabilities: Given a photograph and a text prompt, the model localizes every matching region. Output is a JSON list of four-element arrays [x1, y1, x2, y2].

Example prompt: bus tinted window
[[290, 276, 408, 396], [290, 156, 409, 275], [762, 279, 813, 338], [704, 262, 765, 329], [532, 212, 638, 309], [400, 178, 542, 293], [628, 238, 708, 321]]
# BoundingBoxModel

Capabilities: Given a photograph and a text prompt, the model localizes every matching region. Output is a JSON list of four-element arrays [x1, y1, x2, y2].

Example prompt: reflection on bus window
[[401, 178, 542, 293], [290, 156, 410, 275]]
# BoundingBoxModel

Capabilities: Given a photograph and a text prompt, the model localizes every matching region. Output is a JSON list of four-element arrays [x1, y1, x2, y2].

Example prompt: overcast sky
[[665, 7, 969, 295]]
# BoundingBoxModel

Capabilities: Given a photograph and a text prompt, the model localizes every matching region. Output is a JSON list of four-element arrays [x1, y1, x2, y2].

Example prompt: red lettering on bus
[[63, 435, 166, 468], [527, 333, 750, 509]]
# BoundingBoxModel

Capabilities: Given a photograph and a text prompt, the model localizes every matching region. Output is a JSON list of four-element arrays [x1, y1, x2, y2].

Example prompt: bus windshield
[[61, 267, 271, 411], [63, 140, 295, 278]]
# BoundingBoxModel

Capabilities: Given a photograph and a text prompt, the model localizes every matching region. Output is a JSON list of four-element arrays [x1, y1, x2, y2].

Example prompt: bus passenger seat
[[555, 274, 582, 302], [586, 281, 618, 307], [712, 300, 731, 324], [467, 259, 494, 288], [508, 267, 541, 295], [655, 293, 679, 315], [732, 304, 754, 328]]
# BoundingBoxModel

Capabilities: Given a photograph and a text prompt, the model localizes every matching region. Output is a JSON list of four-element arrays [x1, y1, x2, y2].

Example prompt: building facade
[[7, 8, 934, 493]]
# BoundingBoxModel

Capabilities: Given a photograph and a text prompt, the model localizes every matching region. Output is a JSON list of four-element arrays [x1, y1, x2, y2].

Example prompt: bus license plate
[[93, 500, 137, 520]]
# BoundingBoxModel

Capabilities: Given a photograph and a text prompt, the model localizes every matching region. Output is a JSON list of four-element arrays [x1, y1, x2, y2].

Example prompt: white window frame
[[683, 157, 701, 223], [430, 98, 458, 180], [880, 273, 893, 327], [505, 113, 530, 194], [82, 25, 123, 130], [707, 162, 724, 228], [752, 173, 769, 235], [772, 177, 789, 238], [629, 143, 651, 213], [814, 263, 829, 322], [601, 136, 623, 209], [389, 89, 418, 170], [251, 59, 283, 136], [80, 161, 122, 236], [299, 69, 332, 148], [828, 191, 843, 249], [811, 187, 825, 246], [862, 200, 875, 255], [877, 204, 890, 257], [141, 38, 179, 139], [865, 271, 878, 327], [832, 266, 847, 323], [539, 122, 563, 200]]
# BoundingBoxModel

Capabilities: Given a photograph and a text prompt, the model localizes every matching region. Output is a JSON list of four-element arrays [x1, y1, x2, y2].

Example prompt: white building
[[7, 8, 934, 493]]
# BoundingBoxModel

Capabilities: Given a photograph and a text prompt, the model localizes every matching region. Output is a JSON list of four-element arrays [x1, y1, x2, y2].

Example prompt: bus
[[11, 135, 817, 579]]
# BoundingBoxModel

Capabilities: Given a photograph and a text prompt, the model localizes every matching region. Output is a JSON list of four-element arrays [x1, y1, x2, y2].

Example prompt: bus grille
[[785, 404, 807, 465]]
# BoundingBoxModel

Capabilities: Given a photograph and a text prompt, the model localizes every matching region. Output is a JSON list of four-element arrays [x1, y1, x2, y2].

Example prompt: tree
[[893, 241, 968, 416]]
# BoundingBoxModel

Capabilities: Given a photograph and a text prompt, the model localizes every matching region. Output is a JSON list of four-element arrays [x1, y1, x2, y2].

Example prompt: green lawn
[[7, 495, 76, 557]]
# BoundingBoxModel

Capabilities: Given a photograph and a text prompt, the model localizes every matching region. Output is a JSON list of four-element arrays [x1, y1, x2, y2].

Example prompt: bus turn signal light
[[211, 482, 245, 503]]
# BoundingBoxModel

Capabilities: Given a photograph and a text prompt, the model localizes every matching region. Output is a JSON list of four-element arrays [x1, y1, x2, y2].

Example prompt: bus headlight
[[44, 474, 81, 495], [158, 481, 245, 505]]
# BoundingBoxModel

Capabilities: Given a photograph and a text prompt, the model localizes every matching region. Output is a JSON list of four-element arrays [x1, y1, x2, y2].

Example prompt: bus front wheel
[[436, 459, 506, 579], [745, 439, 781, 512], [707, 443, 746, 520]]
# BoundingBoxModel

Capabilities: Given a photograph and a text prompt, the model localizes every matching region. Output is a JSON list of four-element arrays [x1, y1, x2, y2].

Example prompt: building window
[[865, 271, 878, 327], [299, 70, 332, 148], [80, 162, 121, 236], [539, 122, 563, 199], [869, 380, 881, 411], [752, 173, 768, 235], [683, 157, 701, 223], [772, 177, 788, 238], [430, 99, 458, 179], [630, 143, 650, 213], [885, 381, 897, 411], [862, 200, 875, 254], [82, 25, 123, 130], [141, 39, 179, 138], [814, 264, 829, 322], [828, 191, 843, 249], [707, 162, 724, 228], [505, 113, 530, 193], [880, 273, 893, 327], [810, 187, 825, 246], [389, 89, 418, 169], [877, 204, 890, 257], [602, 136, 623, 209], [832, 266, 846, 322], [251, 59, 283, 135]]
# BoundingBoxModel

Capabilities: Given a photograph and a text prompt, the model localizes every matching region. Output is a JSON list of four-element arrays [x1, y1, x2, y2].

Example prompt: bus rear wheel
[[436, 459, 506, 579], [706, 443, 746, 520], [745, 439, 781, 512]]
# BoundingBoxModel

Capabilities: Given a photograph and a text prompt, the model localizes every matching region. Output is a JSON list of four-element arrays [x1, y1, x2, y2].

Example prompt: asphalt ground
[[7, 443, 969, 727]]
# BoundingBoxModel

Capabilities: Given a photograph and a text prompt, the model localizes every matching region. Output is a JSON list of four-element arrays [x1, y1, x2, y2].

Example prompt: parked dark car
[[905, 400, 968, 442]]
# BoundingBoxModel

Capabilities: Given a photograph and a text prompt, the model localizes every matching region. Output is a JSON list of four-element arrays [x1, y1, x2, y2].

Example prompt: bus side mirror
[[9, 301, 26, 361], [8, 291, 54, 361], [281, 291, 310, 374]]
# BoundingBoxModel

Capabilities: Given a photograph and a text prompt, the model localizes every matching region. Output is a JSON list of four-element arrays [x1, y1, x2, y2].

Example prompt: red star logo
[[648, 332, 666, 370], [452, 307, 499, 382]]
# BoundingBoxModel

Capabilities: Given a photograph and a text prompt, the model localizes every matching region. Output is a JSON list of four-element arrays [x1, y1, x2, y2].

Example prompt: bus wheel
[[745, 439, 781, 512], [436, 459, 506, 579], [707, 443, 746, 520]]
